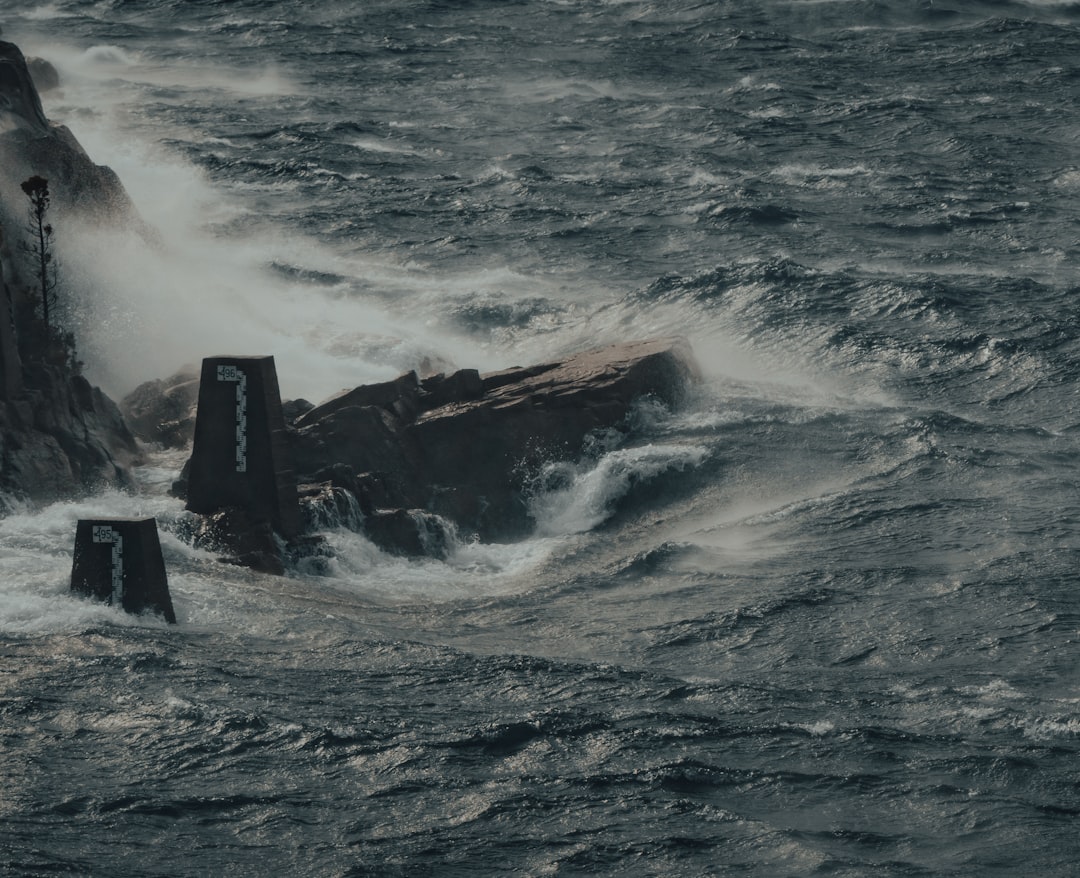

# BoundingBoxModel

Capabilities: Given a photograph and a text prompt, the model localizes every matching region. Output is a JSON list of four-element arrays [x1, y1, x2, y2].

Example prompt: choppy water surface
[[2, 1, 1080, 875]]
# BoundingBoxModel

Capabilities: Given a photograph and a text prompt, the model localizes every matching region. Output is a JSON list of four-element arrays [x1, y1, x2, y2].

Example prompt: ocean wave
[[529, 443, 710, 536]]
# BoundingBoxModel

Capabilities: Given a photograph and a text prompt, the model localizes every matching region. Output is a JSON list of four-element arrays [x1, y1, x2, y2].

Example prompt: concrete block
[[70, 517, 176, 623], [185, 356, 301, 539]]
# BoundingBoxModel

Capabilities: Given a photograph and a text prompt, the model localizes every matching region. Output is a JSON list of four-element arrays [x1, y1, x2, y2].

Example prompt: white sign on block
[[217, 364, 249, 473], [91, 525, 124, 606]]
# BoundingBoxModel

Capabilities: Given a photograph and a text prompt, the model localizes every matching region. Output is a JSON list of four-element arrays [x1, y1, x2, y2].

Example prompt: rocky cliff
[[0, 41, 139, 227], [0, 40, 140, 510]]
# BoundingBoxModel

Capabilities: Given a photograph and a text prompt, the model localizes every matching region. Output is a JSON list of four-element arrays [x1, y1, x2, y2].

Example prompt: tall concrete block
[[185, 356, 301, 539], [70, 517, 176, 623]]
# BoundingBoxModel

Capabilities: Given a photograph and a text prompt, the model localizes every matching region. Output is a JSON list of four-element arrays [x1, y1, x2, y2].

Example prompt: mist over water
[[3, 1, 1080, 875]]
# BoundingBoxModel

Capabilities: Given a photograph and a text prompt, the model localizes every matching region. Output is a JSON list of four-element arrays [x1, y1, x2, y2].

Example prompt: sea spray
[[530, 443, 710, 537]]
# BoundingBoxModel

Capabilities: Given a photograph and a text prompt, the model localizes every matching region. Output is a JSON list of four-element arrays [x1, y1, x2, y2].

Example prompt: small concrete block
[[71, 518, 176, 623]]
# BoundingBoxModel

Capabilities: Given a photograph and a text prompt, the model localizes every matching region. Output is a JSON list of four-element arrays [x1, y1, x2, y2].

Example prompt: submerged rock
[[362, 508, 455, 559], [190, 506, 286, 576]]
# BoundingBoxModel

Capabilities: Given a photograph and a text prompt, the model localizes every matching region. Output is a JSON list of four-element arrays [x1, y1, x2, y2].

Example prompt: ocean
[[2, 1, 1079, 874]]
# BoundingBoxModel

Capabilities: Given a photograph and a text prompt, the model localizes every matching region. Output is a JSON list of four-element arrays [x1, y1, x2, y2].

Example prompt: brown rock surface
[[292, 337, 700, 541]]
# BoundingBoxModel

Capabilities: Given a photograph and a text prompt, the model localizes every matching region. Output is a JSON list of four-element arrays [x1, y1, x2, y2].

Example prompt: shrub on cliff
[[17, 175, 79, 371]]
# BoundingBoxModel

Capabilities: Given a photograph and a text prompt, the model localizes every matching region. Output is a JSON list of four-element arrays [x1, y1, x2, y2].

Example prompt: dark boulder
[[420, 368, 483, 409], [1, 361, 138, 507], [294, 370, 423, 428], [281, 397, 314, 424], [299, 481, 364, 532], [26, 56, 59, 93], [362, 508, 455, 559], [190, 506, 286, 576]]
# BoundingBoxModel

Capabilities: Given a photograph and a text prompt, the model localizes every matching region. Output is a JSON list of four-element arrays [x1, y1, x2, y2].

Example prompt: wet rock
[[281, 397, 314, 424], [420, 368, 483, 409], [292, 337, 701, 541], [119, 365, 199, 448], [0, 40, 142, 228], [294, 370, 422, 428], [156, 338, 698, 564], [363, 508, 454, 559], [299, 481, 364, 532], [0, 41, 145, 510], [0, 256, 19, 402], [191, 506, 286, 576], [26, 56, 59, 93], [291, 402, 419, 501], [0, 362, 138, 507]]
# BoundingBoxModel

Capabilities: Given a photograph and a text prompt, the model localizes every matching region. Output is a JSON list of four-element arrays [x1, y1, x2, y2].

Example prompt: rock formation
[[26, 57, 59, 94], [0, 43, 702, 566], [0, 41, 139, 227], [120, 365, 200, 448], [290, 337, 700, 550], [159, 337, 698, 561], [0, 41, 141, 510], [0, 362, 138, 506]]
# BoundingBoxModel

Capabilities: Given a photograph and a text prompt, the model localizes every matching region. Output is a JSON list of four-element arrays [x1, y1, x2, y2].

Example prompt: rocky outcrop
[[292, 337, 700, 544], [1, 231, 138, 509], [0, 41, 139, 227], [0, 359, 138, 507], [120, 366, 199, 448], [160, 337, 698, 561], [0, 237, 20, 402], [0, 41, 142, 510]]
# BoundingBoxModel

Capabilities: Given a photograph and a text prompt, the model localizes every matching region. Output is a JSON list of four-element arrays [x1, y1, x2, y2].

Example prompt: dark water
[[2, 1, 1080, 875]]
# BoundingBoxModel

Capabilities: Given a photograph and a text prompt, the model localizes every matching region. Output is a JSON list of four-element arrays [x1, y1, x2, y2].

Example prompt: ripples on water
[[2, 1, 1080, 875]]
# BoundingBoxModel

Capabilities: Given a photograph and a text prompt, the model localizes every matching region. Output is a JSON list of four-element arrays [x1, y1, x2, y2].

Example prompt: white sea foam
[[78, 44, 138, 67], [35, 39, 298, 97], [15, 3, 75, 21], [313, 527, 565, 603], [797, 720, 836, 736], [350, 138, 420, 156], [0, 486, 563, 631], [771, 163, 872, 185], [13, 47, 581, 402]]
